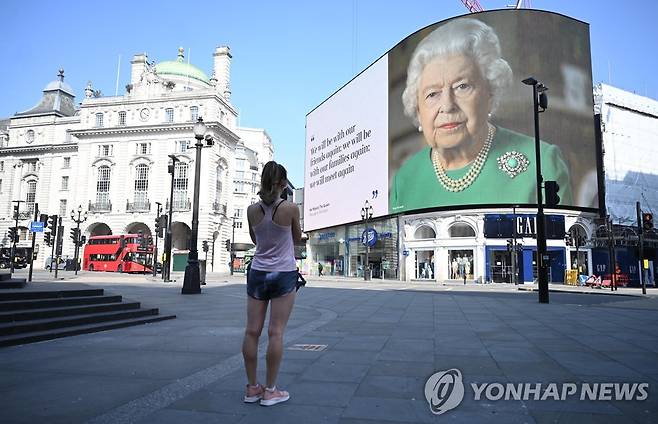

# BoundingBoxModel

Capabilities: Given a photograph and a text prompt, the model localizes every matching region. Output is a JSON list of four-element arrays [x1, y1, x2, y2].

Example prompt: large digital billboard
[[305, 10, 596, 232]]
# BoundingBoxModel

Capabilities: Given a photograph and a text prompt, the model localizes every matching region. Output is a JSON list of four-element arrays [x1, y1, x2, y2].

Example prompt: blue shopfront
[[484, 214, 567, 283], [592, 247, 657, 287]]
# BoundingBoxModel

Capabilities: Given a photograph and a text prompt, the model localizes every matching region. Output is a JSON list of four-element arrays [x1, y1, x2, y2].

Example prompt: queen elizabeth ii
[[389, 17, 572, 212]]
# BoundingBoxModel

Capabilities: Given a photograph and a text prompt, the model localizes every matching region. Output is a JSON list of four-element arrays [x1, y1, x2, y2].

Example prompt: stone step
[[0, 308, 162, 336], [0, 294, 123, 312], [0, 314, 176, 347], [0, 302, 141, 323], [0, 289, 104, 301]]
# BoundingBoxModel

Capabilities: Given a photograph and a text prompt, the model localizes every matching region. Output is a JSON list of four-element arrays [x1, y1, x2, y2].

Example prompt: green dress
[[389, 126, 572, 213]]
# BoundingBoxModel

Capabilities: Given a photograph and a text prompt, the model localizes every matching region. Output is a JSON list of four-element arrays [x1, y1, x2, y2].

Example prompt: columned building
[[0, 46, 273, 272]]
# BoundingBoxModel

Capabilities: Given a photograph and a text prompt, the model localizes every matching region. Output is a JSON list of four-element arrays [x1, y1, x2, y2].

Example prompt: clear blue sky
[[1, 0, 656, 186]]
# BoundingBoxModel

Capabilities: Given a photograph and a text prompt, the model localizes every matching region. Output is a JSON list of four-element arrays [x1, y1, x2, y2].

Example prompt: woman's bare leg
[[266, 290, 296, 387], [242, 296, 268, 385]]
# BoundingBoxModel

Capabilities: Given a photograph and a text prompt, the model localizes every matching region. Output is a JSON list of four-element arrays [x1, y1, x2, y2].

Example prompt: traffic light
[[44, 231, 52, 246], [544, 181, 560, 206], [13, 205, 19, 219], [70, 227, 80, 243], [39, 213, 49, 224], [7, 227, 18, 243], [225, 239, 231, 251], [47, 215, 58, 231], [643, 213, 654, 231], [80, 235, 86, 245], [202, 240, 209, 252], [155, 215, 167, 238]]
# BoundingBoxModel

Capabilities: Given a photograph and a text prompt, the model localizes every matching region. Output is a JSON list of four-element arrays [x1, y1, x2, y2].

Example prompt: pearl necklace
[[431, 123, 495, 192]]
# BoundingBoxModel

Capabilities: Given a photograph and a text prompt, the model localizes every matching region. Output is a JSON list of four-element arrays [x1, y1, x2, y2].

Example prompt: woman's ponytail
[[258, 161, 287, 204]]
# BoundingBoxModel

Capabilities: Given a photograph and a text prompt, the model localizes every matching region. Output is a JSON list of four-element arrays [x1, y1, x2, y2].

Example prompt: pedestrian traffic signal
[[39, 213, 49, 223], [544, 181, 560, 206], [7, 227, 18, 243], [202, 240, 209, 252], [225, 239, 231, 251], [47, 215, 58, 231], [643, 213, 654, 231], [13, 205, 19, 219], [80, 235, 86, 245], [44, 231, 52, 246]]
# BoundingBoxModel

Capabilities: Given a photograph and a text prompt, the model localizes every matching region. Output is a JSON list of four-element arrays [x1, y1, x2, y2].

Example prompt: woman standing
[[242, 161, 302, 407]]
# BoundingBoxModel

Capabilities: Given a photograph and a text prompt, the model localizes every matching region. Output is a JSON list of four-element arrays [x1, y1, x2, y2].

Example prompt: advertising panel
[[305, 10, 596, 232]]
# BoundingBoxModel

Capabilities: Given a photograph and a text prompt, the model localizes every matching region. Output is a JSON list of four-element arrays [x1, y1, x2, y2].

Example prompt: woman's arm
[[290, 203, 302, 243], [247, 204, 257, 244]]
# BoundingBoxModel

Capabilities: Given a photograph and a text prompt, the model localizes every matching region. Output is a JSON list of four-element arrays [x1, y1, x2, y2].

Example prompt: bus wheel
[[117, 265, 123, 273], [88, 264, 94, 272]]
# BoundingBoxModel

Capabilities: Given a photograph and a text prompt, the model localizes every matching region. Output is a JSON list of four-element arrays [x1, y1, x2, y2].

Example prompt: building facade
[[0, 46, 272, 272]]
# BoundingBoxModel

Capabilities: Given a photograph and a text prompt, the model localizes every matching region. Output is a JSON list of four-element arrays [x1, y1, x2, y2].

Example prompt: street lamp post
[[10, 200, 24, 275], [154, 202, 162, 277], [512, 204, 519, 285], [230, 216, 236, 276], [360, 200, 373, 281], [70, 205, 88, 276], [522, 77, 550, 304], [164, 154, 179, 282], [182, 117, 213, 294]]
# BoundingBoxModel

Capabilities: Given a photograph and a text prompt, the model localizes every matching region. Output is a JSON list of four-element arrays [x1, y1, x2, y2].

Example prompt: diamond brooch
[[497, 151, 529, 178]]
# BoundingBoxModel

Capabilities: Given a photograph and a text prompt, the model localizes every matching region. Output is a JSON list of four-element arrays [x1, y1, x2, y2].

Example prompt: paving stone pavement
[[1, 271, 657, 423]]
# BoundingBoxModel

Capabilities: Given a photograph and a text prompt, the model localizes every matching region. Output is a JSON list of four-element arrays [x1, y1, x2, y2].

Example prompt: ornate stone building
[[0, 46, 273, 272]]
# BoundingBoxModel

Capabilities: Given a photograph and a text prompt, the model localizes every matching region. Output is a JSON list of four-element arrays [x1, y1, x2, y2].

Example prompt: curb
[[517, 286, 646, 298]]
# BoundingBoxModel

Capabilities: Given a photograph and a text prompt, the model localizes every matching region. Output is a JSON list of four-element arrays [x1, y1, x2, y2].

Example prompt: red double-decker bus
[[82, 234, 153, 273]]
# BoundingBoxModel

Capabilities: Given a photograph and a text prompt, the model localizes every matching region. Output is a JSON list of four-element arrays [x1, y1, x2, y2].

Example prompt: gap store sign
[[484, 214, 565, 239]]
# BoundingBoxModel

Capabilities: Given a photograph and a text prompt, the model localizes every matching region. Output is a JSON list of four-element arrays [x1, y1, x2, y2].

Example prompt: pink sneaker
[[243, 383, 264, 403], [260, 386, 290, 406]]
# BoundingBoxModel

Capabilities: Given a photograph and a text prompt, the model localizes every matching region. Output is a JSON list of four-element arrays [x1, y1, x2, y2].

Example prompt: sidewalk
[[1, 272, 657, 423]]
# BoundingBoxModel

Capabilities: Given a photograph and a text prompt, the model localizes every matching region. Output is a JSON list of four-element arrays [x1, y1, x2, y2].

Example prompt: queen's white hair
[[402, 18, 513, 125]]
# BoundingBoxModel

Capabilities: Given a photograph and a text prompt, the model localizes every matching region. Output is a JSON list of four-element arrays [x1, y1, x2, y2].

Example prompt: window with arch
[[26, 180, 37, 214], [96, 166, 111, 205], [190, 106, 198, 121], [134, 164, 149, 206], [449, 223, 476, 238], [173, 162, 189, 209], [118, 111, 127, 126], [414, 225, 436, 239], [165, 108, 174, 123], [95, 113, 104, 128]]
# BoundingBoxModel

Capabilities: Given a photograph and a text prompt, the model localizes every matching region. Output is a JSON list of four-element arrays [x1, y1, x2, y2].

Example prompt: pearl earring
[[418, 125, 422, 132]]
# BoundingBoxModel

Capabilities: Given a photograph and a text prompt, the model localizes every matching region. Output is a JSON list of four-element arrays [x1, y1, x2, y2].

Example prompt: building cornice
[[0, 143, 78, 156], [81, 92, 237, 115], [68, 121, 240, 144]]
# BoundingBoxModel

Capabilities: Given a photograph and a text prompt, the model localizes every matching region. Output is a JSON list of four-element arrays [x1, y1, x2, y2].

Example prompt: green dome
[[155, 47, 210, 84]]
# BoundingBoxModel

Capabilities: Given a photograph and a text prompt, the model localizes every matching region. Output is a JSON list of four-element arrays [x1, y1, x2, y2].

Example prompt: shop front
[[307, 217, 399, 279], [484, 213, 568, 283]]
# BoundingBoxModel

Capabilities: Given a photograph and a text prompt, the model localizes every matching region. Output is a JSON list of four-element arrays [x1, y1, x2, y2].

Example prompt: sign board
[[361, 228, 378, 247], [30, 221, 44, 233]]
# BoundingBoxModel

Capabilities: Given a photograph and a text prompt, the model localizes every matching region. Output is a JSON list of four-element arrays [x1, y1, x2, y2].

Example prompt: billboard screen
[[305, 10, 596, 232]]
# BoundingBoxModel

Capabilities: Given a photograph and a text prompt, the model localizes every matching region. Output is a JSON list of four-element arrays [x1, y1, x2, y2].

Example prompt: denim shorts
[[247, 269, 297, 301]]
